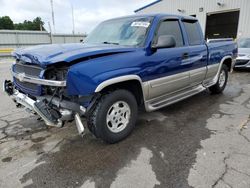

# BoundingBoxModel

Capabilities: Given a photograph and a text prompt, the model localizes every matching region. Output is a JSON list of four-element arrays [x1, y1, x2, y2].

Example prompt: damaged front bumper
[[3, 80, 86, 136]]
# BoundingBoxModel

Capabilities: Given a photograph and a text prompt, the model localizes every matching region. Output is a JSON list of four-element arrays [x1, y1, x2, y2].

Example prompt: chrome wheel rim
[[106, 101, 131, 133], [219, 70, 226, 88]]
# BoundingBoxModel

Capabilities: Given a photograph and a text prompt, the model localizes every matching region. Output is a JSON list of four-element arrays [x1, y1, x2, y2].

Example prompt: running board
[[145, 85, 206, 111]]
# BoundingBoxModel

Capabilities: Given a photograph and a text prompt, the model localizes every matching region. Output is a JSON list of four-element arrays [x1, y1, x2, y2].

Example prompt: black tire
[[209, 64, 228, 94], [87, 89, 138, 144]]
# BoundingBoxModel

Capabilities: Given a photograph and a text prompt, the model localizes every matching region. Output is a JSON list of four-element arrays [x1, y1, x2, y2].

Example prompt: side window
[[183, 21, 203, 45], [156, 20, 184, 47]]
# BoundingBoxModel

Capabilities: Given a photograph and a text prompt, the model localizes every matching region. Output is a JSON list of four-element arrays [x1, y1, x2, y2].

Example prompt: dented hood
[[12, 43, 137, 67]]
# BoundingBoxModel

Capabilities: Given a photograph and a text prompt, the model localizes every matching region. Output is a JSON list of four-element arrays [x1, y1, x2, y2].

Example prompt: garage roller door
[[205, 10, 240, 39]]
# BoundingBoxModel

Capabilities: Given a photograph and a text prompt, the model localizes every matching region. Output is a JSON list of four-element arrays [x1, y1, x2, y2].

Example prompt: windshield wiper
[[102, 41, 119, 45]]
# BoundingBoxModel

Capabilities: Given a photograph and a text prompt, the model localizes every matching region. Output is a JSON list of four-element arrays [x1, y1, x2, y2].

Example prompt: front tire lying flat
[[209, 64, 228, 94], [87, 89, 138, 144]]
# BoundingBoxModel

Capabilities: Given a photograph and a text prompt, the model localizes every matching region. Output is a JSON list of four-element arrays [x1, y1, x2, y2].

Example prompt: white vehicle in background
[[235, 38, 250, 69]]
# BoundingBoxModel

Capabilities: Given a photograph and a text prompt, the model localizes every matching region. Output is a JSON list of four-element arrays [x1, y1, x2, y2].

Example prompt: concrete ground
[[0, 59, 250, 188]]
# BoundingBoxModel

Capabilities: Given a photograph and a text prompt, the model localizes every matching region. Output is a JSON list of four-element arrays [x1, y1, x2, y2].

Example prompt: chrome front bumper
[[11, 89, 64, 127], [3, 80, 85, 135]]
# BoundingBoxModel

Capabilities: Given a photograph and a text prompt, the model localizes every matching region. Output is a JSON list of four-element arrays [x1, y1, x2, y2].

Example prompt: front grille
[[15, 79, 38, 90], [235, 60, 249, 66], [13, 62, 43, 95], [14, 63, 43, 77]]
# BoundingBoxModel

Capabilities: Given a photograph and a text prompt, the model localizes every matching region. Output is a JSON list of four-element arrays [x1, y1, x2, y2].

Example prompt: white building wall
[[0, 30, 86, 48], [136, 0, 250, 38]]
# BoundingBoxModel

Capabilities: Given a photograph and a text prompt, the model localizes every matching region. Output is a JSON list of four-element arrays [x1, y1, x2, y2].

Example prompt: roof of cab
[[105, 13, 197, 22]]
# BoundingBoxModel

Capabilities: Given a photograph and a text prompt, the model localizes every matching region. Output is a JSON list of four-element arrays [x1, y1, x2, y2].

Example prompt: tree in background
[[0, 16, 45, 31], [0, 16, 14, 30], [14, 17, 45, 31]]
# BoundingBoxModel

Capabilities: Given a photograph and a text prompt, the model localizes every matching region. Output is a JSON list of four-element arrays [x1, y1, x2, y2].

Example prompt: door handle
[[182, 53, 189, 59]]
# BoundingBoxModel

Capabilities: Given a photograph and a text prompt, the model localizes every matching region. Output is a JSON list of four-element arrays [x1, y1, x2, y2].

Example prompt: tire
[[209, 64, 228, 94], [87, 89, 138, 144]]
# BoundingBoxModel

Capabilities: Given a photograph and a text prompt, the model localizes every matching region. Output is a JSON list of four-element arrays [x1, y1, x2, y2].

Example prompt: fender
[[217, 55, 233, 72], [215, 55, 233, 81], [203, 55, 233, 88]]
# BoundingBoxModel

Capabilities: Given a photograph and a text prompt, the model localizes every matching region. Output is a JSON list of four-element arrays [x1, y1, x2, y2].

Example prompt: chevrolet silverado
[[3, 14, 237, 143]]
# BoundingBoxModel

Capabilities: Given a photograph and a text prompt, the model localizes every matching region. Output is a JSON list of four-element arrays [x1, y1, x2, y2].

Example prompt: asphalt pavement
[[0, 59, 250, 188]]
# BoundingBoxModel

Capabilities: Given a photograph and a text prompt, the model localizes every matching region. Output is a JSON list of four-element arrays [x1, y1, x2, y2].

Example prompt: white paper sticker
[[131, 22, 150, 28]]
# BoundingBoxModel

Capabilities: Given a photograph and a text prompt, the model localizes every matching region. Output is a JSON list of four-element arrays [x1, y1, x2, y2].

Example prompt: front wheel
[[87, 89, 138, 144], [209, 64, 228, 94]]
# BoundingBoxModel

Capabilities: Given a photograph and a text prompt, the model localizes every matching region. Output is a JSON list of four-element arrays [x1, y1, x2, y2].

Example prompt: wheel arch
[[222, 56, 233, 72], [95, 75, 147, 106], [211, 55, 232, 86]]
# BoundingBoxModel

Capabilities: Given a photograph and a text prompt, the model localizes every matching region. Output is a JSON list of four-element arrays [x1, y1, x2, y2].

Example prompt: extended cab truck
[[3, 14, 237, 143]]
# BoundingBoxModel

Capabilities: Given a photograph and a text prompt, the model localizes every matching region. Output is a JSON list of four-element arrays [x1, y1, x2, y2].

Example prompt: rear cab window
[[182, 20, 203, 46]]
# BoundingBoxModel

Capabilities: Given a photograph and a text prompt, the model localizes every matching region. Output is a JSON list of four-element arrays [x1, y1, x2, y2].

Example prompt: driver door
[[147, 19, 191, 99]]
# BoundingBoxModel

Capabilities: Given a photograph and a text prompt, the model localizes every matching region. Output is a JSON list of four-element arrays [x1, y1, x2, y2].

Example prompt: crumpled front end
[[3, 59, 88, 136]]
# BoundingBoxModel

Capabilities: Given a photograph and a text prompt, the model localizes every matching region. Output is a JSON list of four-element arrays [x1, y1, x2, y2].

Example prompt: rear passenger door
[[181, 19, 208, 86], [148, 19, 191, 99]]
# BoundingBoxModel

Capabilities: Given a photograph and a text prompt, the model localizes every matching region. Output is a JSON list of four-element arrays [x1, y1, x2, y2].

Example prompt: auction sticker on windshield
[[131, 22, 150, 28]]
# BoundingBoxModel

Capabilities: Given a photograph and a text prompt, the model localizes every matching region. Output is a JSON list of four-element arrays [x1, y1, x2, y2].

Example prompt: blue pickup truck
[[4, 14, 237, 143]]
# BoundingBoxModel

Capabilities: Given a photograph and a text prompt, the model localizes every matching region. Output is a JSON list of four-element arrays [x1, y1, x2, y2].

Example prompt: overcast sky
[[0, 0, 153, 34]]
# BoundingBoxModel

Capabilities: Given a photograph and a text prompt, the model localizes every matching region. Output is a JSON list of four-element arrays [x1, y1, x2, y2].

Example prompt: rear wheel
[[87, 89, 138, 144], [209, 64, 228, 94]]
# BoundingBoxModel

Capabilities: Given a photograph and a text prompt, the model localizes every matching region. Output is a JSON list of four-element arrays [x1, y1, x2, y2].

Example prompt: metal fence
[[0, 30, 86, 56]]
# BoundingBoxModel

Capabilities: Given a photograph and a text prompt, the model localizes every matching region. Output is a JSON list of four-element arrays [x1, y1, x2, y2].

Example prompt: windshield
[[238, 38, 250, 48], [84, 17, 152, 47]]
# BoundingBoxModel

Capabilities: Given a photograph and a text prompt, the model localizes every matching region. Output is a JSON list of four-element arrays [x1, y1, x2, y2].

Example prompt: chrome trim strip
[[12, 70, 66, 87]]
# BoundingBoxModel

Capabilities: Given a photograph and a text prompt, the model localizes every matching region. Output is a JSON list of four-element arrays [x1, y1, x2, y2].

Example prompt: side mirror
[[152, 35, 176, 49]]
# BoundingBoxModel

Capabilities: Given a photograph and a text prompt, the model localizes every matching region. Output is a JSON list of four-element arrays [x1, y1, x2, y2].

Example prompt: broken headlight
[[44, 67, 68, 81], [44, 67, 68, 95]]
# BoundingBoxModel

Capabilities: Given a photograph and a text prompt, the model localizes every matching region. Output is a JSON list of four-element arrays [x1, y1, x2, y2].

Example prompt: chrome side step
[[145, 85, 206, 111]]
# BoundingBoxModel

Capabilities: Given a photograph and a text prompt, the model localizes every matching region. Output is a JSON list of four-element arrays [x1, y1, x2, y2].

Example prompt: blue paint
[[12, 43, 136, 67]]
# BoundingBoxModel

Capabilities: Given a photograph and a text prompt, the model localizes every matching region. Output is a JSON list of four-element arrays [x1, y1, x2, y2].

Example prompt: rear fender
[[203, 55, 232, 87]]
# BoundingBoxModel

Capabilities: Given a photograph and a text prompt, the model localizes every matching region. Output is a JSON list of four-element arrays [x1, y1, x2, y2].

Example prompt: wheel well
[[223, 58, 232, 71], [100, 80, 144, 106]]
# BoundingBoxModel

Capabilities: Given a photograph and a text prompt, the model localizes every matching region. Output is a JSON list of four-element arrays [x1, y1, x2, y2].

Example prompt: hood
[[13, 43, 137, 67]]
